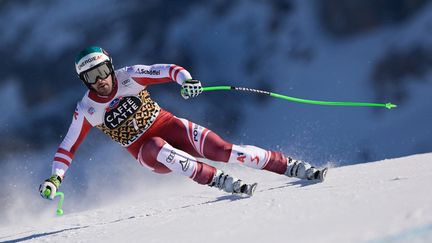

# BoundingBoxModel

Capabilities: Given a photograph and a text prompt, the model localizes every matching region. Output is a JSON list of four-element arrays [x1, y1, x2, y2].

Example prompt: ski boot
[[208, 169, 258, 196], [285, 158, 328, 182]]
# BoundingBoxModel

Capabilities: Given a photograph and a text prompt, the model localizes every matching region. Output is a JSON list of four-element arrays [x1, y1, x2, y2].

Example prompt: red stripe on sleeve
[[70, 118, 92, 154], [173, 67, 185, 82], [54, 157, 71, 167], [57, 148, 74, 159], [169, 65, 176, 80], [132, 77, 172, 85]]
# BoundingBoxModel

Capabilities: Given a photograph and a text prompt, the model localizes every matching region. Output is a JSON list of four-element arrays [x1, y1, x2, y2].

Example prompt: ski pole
[[44, 189, 65, 216], [202, 86, 397, 109]]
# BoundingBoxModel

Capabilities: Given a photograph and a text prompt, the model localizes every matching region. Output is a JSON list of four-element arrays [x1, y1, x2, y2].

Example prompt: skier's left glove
[[181, 79, 203, 99], [39, 175, 62, 200]]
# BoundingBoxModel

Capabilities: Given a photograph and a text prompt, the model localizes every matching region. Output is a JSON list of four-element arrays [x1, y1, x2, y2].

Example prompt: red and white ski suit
[[52, 64, 289, 185]]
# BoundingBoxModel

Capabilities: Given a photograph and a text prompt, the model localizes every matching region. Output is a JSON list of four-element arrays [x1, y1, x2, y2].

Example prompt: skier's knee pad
[[155, 143, 197, 177], [228, 145, 271, 169], [138, 137, 171, 174]]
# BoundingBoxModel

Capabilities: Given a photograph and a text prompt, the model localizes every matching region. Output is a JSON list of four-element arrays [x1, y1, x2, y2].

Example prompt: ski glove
[[39, 175, 62, 200], [181, 79, 203, 99]]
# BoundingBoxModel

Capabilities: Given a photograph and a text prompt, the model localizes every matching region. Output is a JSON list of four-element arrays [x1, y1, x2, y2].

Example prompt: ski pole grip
[[44, 189, 51, 197]]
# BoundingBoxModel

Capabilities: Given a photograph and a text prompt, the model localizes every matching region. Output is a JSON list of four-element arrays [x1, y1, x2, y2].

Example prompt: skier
[[39, 46, 327, 199]]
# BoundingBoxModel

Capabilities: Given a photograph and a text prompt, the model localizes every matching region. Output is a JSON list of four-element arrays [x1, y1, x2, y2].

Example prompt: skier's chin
[[96, 85, 112, 96]]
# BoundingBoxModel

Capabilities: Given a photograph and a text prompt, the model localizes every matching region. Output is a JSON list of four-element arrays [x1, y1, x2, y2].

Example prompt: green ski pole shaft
[[202, 86, 397, 109], [44, 189, 65, 216], [55, 192, 64, 216]]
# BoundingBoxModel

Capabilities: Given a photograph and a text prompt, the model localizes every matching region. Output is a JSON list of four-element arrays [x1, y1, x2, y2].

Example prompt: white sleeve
[[128, 64, 192, 85], [51, 102, 92, 178]]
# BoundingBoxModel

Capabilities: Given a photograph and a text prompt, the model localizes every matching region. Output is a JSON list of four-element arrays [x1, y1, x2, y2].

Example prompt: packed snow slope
[[1, 153, 432, 243]]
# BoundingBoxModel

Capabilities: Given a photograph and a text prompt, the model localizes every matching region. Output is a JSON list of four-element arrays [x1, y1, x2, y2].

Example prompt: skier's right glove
[[39, 175, 62, 200], [181, 79, 203, 99]]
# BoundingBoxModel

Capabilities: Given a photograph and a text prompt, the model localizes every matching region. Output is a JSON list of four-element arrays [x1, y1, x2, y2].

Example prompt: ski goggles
[[79, 61, 113, 85]]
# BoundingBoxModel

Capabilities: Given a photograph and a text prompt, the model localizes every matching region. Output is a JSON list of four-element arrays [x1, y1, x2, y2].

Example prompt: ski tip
[[246, 183, 258, 197], [251, 182, 258, 196], [319, 167, 328, 182]]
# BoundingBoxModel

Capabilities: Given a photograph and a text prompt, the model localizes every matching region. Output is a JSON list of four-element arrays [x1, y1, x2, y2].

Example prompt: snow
[[1, 0, 431, 167], [1, 153, 432, 243]]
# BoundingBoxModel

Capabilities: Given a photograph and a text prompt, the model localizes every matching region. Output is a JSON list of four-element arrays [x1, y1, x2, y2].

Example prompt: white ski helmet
[[75, 46, 114, 89]]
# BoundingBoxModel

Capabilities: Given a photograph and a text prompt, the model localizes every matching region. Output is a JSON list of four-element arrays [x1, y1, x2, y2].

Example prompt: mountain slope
[[1, 153, 432, 243]]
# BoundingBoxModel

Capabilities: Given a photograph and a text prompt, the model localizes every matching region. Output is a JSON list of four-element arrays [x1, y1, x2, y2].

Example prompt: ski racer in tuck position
[[39, 46, 327, 199]]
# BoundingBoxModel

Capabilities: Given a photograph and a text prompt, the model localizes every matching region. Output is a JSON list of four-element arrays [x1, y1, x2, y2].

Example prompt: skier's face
[[91, 74, 113, 96]]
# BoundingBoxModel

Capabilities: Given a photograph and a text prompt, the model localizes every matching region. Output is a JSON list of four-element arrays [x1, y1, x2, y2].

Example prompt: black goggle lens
[[80, 62, 112, 84]]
